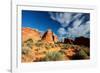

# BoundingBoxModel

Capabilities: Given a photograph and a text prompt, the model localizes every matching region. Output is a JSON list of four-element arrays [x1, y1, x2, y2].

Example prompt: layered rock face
[[42, 29, 58, 44], [22, 28, 41, 42]]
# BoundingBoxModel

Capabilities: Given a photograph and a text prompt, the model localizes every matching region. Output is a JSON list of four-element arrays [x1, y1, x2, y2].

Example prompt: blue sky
[[22, 10, 90, 40]]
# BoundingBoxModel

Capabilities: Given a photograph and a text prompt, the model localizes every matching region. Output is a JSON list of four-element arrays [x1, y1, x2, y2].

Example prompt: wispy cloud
[[57, 27, 67, 36], [49, 12, 90, 39], [49, 12, 73, 27], [67, 21, 90, 38]]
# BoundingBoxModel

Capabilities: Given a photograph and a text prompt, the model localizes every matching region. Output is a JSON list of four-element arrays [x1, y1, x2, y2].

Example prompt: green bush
[[24, 38, 33, 49], [82, 47, 90, 56], [35, 40, 44, 47], [75, 49, 89, 59], [44, 51, 65, 61], [45, 45, 51, 50], [22, 47, 30, 55]]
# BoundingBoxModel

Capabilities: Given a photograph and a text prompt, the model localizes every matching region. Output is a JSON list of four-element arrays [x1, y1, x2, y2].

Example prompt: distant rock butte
[[42, 29, 58, 44], [74, 36, 90, 47], [64, 37, 90, 47], [22, 28, 41, 42], [64, 38, 74, 44]]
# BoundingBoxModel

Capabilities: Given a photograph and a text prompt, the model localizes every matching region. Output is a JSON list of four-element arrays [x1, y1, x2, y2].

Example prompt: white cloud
[[49, 12, 90, 39], [57, 27, 67, 36], [72, 13, 82, 20], [67, 21, 90, 38], [57, 27, 67, 41], [49, 12, 73, 27]]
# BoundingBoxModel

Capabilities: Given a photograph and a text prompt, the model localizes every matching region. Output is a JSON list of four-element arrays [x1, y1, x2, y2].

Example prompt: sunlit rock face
[[42, 29, 58, 44], [53, 34, 58, 43], [22, 27, 41, 42]]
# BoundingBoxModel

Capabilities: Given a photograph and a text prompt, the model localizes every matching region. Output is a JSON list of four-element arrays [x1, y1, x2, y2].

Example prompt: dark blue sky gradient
[[22, 10, 61, 35]]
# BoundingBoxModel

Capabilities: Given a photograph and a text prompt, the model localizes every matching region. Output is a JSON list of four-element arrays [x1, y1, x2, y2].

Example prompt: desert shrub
[[81, 46, 90, 56], [44, 51, 65, 61], [49, 44, 55, 48], [61, 44, 67, 49], [22, 47, 31, 55], [24, 38, 33, 49], [22, 48, 28, 55], [73, 49, 89, 59], [54, 41, 60, 44], [59, 49, 66, 54], [54, 44, 58, 47], [35, 40, 44, 47], [45, 45, 51, 50], [61, 44, 72, 49]]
